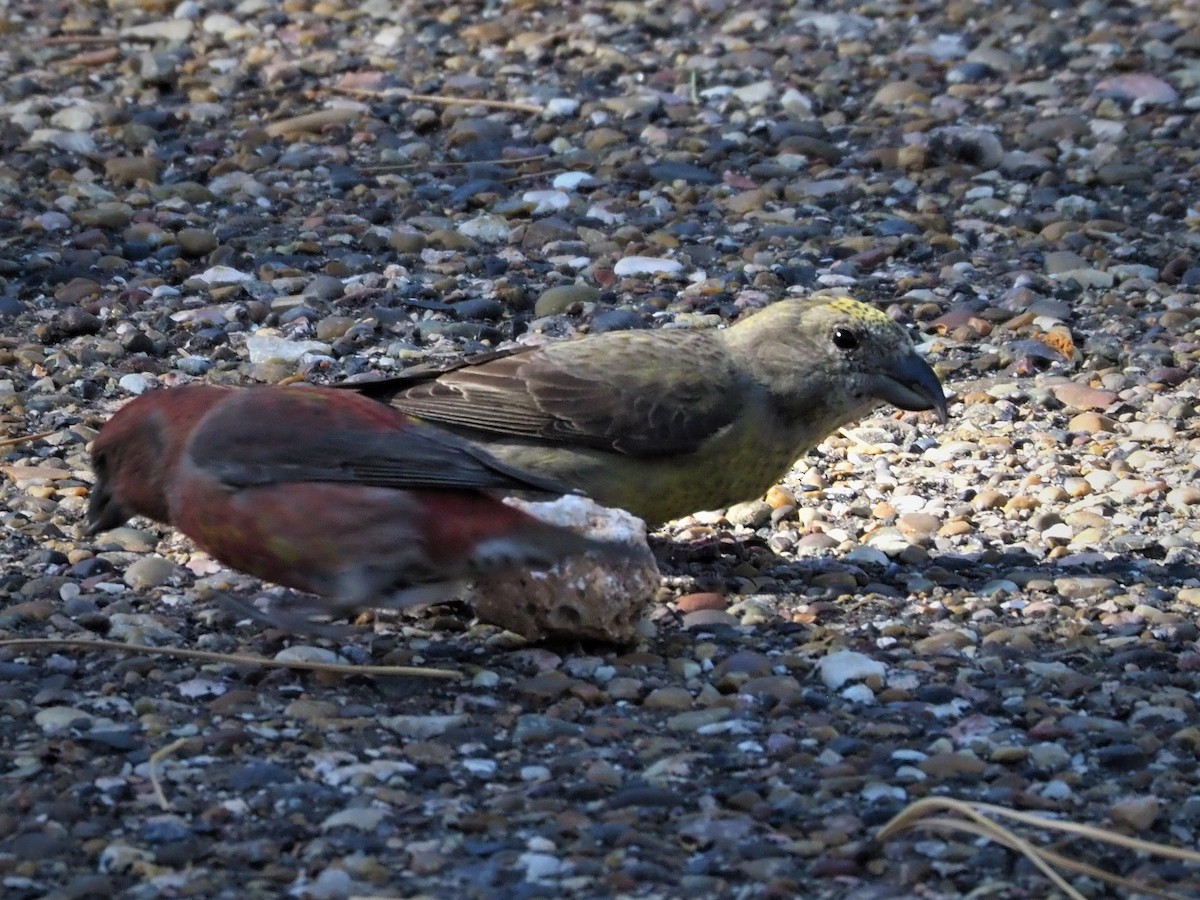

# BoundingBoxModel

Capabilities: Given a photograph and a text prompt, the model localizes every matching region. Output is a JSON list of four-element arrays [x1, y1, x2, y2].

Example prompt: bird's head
[[730, 295, 949, 426], [86, 385, 229, 535]]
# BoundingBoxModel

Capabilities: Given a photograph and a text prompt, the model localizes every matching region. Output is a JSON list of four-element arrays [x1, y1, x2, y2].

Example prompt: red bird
[[87, 383, 621, 630]]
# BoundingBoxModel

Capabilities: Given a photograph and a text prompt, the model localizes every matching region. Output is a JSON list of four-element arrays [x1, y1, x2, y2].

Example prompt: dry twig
[[332, 86, 542, 114], [877, 797, 1200, 900], [0, 638, 463, 680]]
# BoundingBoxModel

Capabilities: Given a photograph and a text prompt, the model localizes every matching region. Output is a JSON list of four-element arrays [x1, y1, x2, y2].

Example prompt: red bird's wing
[[184, 385, 577, 495]]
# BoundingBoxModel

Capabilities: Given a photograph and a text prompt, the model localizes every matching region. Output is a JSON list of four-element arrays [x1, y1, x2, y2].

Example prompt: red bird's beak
[[86, 472, 130, 536]]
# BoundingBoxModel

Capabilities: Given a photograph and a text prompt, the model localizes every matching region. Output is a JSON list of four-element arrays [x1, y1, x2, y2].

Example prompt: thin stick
[[0, 430, 57, 449], [967, 801, 1200, 863], [149, 737, 195, 811], [361, 154, 550, 174], [879, 798, 1083, 899], [41, 35, 122, 46], [896, 816, 1185, 900], [501, 168, 569, 184], [0, 638, 462, 680], [877, 797, 1200, 899], [332, 86, 542, 114]]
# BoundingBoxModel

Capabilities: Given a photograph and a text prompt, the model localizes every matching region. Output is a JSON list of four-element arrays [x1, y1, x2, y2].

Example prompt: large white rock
[[471, 496, 660, 643]]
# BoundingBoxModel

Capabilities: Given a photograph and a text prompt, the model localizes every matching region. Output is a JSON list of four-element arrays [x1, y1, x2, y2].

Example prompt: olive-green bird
[[345, 296, 948, 525]]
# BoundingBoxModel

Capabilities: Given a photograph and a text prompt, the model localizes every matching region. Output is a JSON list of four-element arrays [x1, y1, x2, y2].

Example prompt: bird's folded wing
[[186, 392, 577, 495], [388, 332, 746, 457]]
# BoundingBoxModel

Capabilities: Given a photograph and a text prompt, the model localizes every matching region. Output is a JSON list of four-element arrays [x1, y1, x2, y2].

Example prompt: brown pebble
[[1109, 796, 1160, 831], [1052, 382, 1117, 411], [676, 592, 727, 613], [1068, 411, 1117, 434]]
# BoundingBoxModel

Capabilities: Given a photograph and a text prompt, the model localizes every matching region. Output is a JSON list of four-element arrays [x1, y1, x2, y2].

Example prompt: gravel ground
[[1, 0, 1199, 897]]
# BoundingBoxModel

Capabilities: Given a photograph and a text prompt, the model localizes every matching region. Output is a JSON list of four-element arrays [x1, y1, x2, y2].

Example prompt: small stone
[[34, 706, 93, 735], [918, 752, 986, 779], [897, 512, 940, 538], [195, 265, 254, 285], [676, 592, 727, 613], [105, 157, 163, 185], [667, 708, 731, 731], [458, 215, 510, 244], [1109, 796, 1161, 831], [1051, 382, 1116, 410], [522, 189, 570, 214], [176, 228, 219, 257], [275, 646, 345, 665], [1094, 73, 1178, 105], [1068, 412, 1116, 434], [122, 555, 177, 589], [534, 284, 600, 316], [245, 334, 332, 365], [641, 687, 693, 710], [725, 499, 771, 528], [1054, 577, 1116, 600], [1028, 742, 1071, 772], [816, 650, 887, 691], [612, 256, 684, 277], [320, 806, 390, 832], [379, 714, 468, 739]]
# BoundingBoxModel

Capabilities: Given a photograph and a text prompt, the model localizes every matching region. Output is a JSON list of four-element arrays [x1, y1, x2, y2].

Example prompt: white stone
[[816, 650, 887, 690], [34, 706, 93, 735], [552, 171, 598, 191], [245, 334, 332, 364], [458, 214, 510, 244], [472, 497, 658, 643], [612, 256, 684, 277], [522, 189, 570, 214], [117, 373, 154, 395], [543, 97, 580, 119], [195, 265, 254, 285]]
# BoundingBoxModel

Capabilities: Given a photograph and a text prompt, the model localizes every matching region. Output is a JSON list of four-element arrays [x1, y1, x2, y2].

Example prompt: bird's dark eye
[[832, 327, 860, 351]]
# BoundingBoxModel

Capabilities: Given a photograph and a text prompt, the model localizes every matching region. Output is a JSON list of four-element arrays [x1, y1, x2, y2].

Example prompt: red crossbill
[[344, 296, 949, 524], [86, 383, 622, 628]]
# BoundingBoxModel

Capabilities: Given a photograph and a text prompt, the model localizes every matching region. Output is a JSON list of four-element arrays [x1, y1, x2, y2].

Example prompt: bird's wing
[[381, 330, 747, 457], [186, 387, 578, 495]]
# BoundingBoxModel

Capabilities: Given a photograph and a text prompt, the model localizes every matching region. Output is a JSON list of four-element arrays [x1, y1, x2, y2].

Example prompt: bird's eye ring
[[832, 327, 860, 351]]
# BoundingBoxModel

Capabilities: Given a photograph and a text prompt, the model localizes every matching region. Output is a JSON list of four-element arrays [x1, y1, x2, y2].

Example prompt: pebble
[[612, 256, 684, 277], [667, 708, 732, 732], [245, 335, 332, 365], [535, 283, 600, 315], [675, 592, 727, 613], [457, 215, 510, 243], [1068, 411, 1117, 434], [320, 807, 390, 832], [121, 555, 177, 589], [1110, 796, 1161, 830], [274, 646, 345, 666], [817, 651, 888, 691], [34, 706, 93, 735]]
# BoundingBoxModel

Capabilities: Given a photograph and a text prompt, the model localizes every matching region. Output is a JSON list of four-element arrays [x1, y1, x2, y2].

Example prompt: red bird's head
[[87, 384, 231, 535]]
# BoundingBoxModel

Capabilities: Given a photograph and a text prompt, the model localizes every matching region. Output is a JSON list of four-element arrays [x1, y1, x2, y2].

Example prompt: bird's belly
[[170, 476, 426, 596], [487, 435, 802, 526]]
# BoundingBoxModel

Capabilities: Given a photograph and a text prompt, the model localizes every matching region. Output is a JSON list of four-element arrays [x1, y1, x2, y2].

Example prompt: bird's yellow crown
[[824, 296, 896, 329]]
